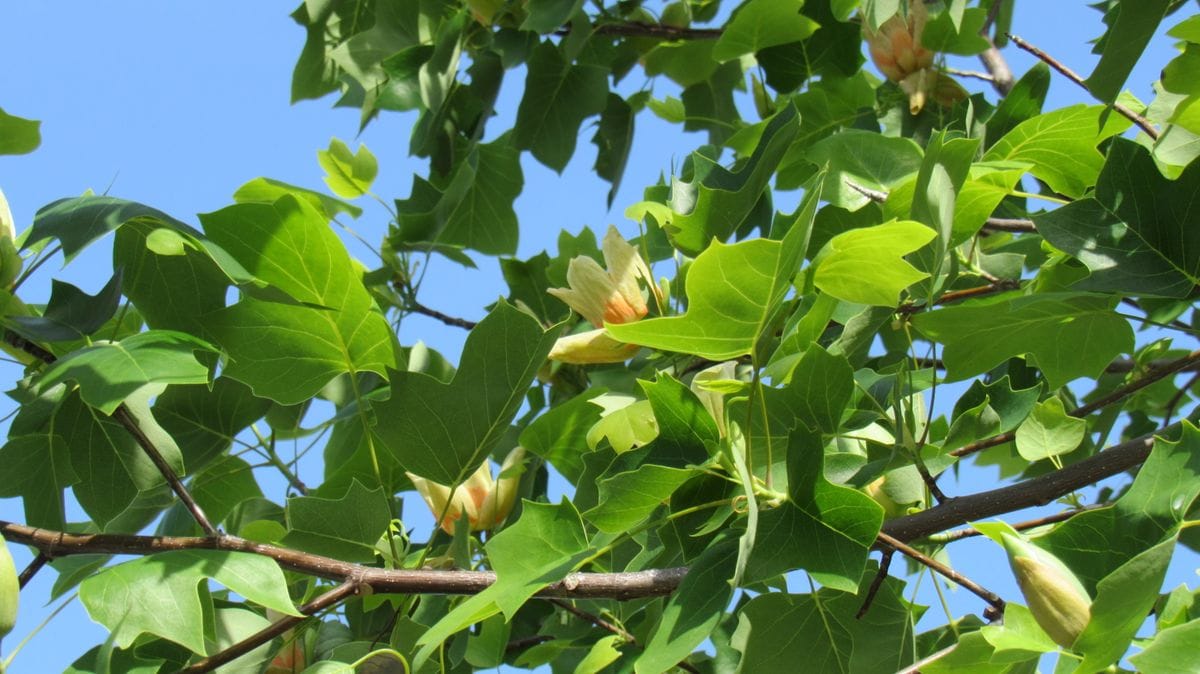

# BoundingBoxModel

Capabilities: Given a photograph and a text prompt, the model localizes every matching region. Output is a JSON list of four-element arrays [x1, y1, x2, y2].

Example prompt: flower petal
[[549, 328, 640, 364]]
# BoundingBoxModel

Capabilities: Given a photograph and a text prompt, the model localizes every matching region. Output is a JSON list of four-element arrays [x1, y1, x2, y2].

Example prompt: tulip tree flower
[[407, 447, 526, 534], [547, 226, 658, 364], [863, 4, 966, 114], [1000, 532, 1092, 648]]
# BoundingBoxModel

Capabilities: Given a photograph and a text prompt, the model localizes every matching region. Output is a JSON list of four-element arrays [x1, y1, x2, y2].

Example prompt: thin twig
[[951, 349, 1200, 458], [876, 532, 1006, 613], [913, 460, 949, 503], [944, 68, 995, 82], [2, 330, 220, 535], [547, 598, 637, 645], [845, 179, 888, 204], [1006, 33, 1159, 139], [506, 635, 555, 652], [112, 405, 219, 536], [929, 505, 1103, 544], [407, 299, 478, 330], [898, 280, 1022, 315], [856, 548, 895, 619], [1163, 371, 1200, 427], [17, 552, 50, 589], [180, 581, 361, 673]]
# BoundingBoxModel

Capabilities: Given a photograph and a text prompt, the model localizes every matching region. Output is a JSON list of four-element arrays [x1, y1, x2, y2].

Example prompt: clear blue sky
[[0, 2, 1193, 671]]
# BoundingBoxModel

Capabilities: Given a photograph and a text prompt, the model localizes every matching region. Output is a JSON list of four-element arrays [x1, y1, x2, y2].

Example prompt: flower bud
[[0, 533, 18, 641], [1000, 532, 1091, 648], [689, 360, 737, 438]]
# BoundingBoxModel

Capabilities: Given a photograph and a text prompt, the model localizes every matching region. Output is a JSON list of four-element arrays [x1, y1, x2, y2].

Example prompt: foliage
[[1, 1, 1200, 673]]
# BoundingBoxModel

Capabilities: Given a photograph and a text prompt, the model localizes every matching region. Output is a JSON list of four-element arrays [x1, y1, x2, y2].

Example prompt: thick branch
[[2, 330, 218, 535], [1007, 33, 1159, 140], [0, 521, 687, 600], [884, 432, 1155, 542], [181, 581, 361, 673]]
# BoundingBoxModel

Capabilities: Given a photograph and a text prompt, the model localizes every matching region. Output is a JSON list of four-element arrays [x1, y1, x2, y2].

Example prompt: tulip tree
[[3, 0, 1200, 672]]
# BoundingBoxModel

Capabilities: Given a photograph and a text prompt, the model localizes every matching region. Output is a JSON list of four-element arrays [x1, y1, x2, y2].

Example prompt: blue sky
[[0, 2, 1194, 671]]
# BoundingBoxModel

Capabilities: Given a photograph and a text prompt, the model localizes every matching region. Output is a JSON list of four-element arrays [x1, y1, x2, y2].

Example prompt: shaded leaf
[[282, 480, 391, 562], [513, 42, 608, 172], [712, 0, 819, 63]]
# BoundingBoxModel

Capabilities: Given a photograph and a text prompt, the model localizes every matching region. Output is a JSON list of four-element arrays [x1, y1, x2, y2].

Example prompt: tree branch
[[0, 521, 688, 600], [876, 532, 1006, 614], [981, 217, 1037, 234], [547, 598, 636, 645], [1006, 33, 1159, 140], [2, 330, 219, 535], [929, 505, 1104, 544], [17, 551, 51, 589], [559, 20, 724, 40], [406, 299, 478, 331], [884, 431, 1157, 542], [180, 580, 361, 673]]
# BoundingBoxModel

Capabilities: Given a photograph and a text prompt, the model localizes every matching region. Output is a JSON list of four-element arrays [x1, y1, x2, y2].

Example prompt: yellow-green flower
[[547, 226, 657, 364], [407, 447, 526, 534], [1001, 532, 1092, 648]]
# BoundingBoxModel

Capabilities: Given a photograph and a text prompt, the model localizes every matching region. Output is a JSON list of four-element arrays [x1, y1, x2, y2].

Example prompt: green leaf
[[34, 331, 217, 414], [732, 572, 916, 674], [610, 179, 821, 361], [585, 399, 658, 454], [806, 130, 923, 210], [59, 388, 185, 530], [1085, 0, 1172, 103], [813, 220, 936, 306], [982, 104, 1130, 198], [513, 42, 608, 172], [0, 432, 75, 529], [1130, 617, 1200, 674], [27, 195, 193, 263], [8, 272, 123, 342], [206, 608, 275, 674], [981, 603, 1058, 655], [1041, 423, 1200, 591], [281, 480, 391, 562], [1014, 398, 1086, 461], [592, 93, 635, 208], [1036, 138, 1200, 298], [634, 539, 737, 674], [373, 302, 559, 484], [234, 177, 363, 220], [778, 344, 855, 434], [625, 104, 800, 256], [318, 139, 378, 199], [884, 162, 1028, 246], [413, 500, 590, 668], [913, 293, 1134, 387], [746, 427, 882, 591], [187, 455, 262, 530], [0, 107, 41, 155], [519, 389, 605, 483], [521, 0, 584, 33], [986, 64, 1051, 148], [639, 373, 720, 467], [153, 377, 271, 472], [79, 550, 299, 654], [584, 464, 696, 533], [393, 135, 523, 256], [1073, 537, 1176, 673], [574, 635, 622, 674], [712, 0, 819, 63], [202, 195, 395, 404]]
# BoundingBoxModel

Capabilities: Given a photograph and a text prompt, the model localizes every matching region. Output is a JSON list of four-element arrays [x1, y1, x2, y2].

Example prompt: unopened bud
[[1000, 532, 1091, 648], [0, 533, 18, 641]]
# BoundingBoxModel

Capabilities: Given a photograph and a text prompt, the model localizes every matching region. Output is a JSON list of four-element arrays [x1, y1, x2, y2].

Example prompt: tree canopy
[[2, 1, 1200, 672]]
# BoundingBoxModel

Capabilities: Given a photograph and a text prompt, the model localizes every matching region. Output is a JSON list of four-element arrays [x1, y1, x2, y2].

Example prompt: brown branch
[[931, 505, 1104, 544], [558, 20, 723, 40], [982, 217, 1036, 233], [547, 598, 637, 645], [2, 330, 219, 535], [17, 552, 51, 589], [112, 405, 218, 536], [856, 548, 895, 619], [406, 299, 478, 331], [506, 635, 555, 652], [0, 521, 688, 600], [951, 349, 1200, 458], [181, 580, 361, 673], [885, 431, 1156, 542], [977, 38, 1014, 95], [876, 532, 1006, 613], [1006, 33, 1159, 140]]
